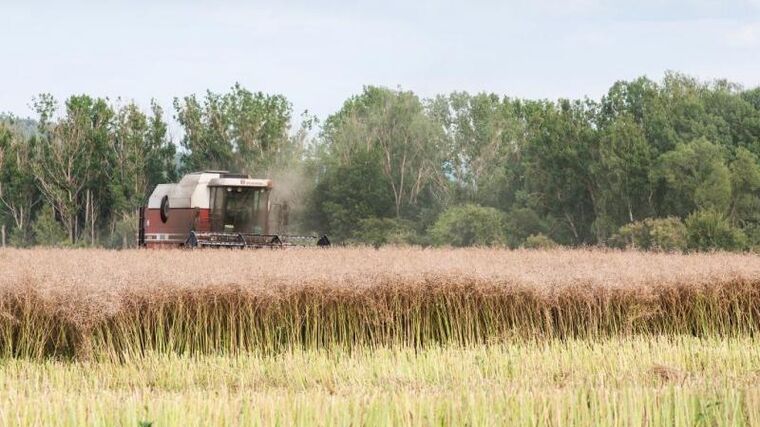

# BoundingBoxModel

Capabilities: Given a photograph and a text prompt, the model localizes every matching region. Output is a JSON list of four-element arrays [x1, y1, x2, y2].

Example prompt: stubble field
[[0, 248, 758, 426]]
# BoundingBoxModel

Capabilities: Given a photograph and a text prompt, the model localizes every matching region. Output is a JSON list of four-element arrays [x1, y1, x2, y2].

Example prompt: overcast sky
[[2, 0, 760, 137]]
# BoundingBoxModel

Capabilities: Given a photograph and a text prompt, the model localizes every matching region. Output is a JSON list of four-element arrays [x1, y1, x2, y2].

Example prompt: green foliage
[[429, 204, 505, 247], [613, 217, 688, 252], [110, 101, 176, 216], [174, 83, 294, 174], [31, 205, 67, 247], [522, 233, 558, 249], [654, 138, 732, 216], [322, 86, 444, 219], [742, 224, 760, 251], [648, 219, 689, 252], [0, 95, 178, 248], [33, 94, 114, 244], [353, 217, 416, 247], [0, 121, 40, 245], [520, 99, 598, 244], [307, 149, 394, 242], [504, 208, 548, 248], [107, 213, 138, 249], [728, 147, 760, 228], [685, 209, 747, 252], [7, 226, 32, 247], [2, 74, 760, 251], [591, 115, 654, 236], [427, 92, 523, 209], [612, 222, 647, 249]]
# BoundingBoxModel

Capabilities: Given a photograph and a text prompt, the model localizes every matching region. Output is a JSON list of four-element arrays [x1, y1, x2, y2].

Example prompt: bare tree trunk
[[90, 194, 96, 246], [564, 212, 580, 242], [67, 189, 77, 245], [18, 207, 25, 244], [1, 224, 6, 247], [85, 190, 90, 245], [71, 215, 77, 245]]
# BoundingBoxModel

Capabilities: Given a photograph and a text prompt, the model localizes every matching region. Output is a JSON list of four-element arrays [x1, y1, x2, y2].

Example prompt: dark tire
[[160, 195, 170, 223]]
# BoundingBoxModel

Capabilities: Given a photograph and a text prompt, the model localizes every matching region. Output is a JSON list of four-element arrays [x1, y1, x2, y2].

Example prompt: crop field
[[0, 248, 759, 426]]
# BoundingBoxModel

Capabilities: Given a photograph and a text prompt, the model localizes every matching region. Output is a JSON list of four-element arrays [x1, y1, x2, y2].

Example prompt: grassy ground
[[1, 336, 758, 426]]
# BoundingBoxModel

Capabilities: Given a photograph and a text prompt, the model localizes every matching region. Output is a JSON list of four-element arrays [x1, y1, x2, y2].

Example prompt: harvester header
[[138, 171, 329, 248]]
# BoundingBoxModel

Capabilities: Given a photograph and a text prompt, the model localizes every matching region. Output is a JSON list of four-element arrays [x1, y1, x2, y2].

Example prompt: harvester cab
[[138, 171, 329, 248]]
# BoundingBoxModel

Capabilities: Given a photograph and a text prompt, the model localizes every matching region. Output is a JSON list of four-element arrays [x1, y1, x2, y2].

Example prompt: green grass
[[0, 336, 758, 426]]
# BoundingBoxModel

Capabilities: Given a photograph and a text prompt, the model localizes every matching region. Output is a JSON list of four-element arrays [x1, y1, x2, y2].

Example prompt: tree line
[[1, 73, 760, 251]]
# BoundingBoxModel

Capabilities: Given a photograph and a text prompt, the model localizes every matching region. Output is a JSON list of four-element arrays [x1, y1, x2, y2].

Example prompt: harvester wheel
[[317, 235, 331, 247], [185, 231, 200, 249]]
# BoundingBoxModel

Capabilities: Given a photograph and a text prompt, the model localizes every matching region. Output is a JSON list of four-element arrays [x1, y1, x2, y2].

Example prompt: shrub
[[522, 233, 558, 249], [429, 204, 505, 247], [353, 217, 416, 247], [7, 226, 32, 247], [613, 221, 649, 250], [685, 209, 747, 251], [612, 217, 687, 252], [108, 213, 138, 249], [505, 208, 548, 248], [647, 217, 689, 251], [31, 205, 68, 247], [742, 223, 760, 252]]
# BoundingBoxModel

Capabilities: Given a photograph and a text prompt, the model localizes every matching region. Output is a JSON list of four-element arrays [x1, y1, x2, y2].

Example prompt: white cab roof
[[208, 177, 272, 188], [147, 172, 271, 209]]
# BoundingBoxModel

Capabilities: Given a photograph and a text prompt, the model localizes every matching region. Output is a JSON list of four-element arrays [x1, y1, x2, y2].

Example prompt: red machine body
[[139, 171, 275, 248]]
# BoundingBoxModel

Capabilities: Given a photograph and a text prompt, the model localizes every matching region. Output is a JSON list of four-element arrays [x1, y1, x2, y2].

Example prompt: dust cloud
[[265, 166, 314, 235]]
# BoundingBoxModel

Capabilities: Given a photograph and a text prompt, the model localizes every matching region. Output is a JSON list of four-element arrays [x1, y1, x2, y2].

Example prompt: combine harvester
[[138, 171, 329, 249]]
